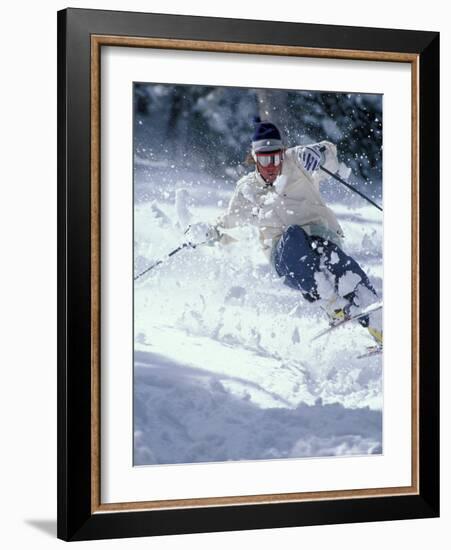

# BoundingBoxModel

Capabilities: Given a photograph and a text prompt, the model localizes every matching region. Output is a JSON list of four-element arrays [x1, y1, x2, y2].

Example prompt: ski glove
[[185, 222, 220, 246], [299, 145, 324, 173]]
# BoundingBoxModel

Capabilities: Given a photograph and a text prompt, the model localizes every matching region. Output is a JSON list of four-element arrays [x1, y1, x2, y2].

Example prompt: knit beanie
[[251, 117, 283, 152]]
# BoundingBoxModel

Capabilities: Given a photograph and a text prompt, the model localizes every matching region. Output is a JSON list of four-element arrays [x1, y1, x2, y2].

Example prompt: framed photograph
[[57, 8, 439, 541]]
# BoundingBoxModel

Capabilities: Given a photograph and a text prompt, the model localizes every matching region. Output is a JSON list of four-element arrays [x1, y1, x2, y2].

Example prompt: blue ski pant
[[272, 225, 376, 304]]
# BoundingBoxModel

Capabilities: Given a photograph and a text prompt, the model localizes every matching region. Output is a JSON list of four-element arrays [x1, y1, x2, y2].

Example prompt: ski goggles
[[254, 150, 283, 167]]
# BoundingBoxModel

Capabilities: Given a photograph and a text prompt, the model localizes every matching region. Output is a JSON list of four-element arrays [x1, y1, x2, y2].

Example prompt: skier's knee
[[285, 224, 308, 241]]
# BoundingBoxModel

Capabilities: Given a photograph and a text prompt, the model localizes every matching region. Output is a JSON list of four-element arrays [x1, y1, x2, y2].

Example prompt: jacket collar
[[255, 168, 275, 189]]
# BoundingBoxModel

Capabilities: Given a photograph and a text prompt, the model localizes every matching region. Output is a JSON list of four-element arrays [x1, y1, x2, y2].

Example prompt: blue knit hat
[[251, 117, 283, 152]]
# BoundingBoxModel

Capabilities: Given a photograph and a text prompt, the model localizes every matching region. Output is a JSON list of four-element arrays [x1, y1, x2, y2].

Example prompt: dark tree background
[[134, 83, 382, 199]]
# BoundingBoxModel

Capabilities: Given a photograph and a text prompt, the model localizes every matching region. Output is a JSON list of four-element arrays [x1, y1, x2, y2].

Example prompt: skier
[[185, 118, 382, 347]]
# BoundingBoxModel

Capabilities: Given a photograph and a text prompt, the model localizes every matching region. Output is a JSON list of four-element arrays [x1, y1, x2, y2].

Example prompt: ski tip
[[356, 346, 383, 359]]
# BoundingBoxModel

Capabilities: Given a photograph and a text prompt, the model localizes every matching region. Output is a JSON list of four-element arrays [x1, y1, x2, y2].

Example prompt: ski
[[312, 301, 383, 342], [356, 345, 383, 359]]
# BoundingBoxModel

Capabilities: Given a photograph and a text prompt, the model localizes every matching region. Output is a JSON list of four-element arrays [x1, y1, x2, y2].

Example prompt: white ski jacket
[[217, 141, 345, 257]]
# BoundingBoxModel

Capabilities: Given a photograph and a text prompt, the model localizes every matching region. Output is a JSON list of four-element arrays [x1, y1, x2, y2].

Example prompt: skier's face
[[255, 150, 283, 184]]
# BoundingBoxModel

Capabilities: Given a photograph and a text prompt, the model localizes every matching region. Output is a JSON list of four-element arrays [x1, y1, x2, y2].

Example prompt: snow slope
[[133, 166, 383, 465]]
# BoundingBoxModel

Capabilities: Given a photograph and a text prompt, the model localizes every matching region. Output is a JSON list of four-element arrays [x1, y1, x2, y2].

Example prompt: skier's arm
[[184, 181, 258, 247], [216, 181, 260, 231]]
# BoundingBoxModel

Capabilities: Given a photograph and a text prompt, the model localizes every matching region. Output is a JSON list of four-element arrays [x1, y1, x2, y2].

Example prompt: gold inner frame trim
[[90, 34, 420, 514]]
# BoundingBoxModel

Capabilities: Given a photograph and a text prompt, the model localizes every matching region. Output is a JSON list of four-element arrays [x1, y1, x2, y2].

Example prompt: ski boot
[[323, 292, 383, 349], [323, 294, 352, 326]]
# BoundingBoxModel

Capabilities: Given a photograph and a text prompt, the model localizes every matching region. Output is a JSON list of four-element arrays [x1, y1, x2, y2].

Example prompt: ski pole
[[134, 235, 214, 281], [134, 242, 194, 281], [317, 146, 383, 212], [320, 166, 383, 212]]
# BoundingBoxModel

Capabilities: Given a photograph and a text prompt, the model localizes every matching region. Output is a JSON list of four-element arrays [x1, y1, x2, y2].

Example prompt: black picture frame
[[57, 7, 439, 542]]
